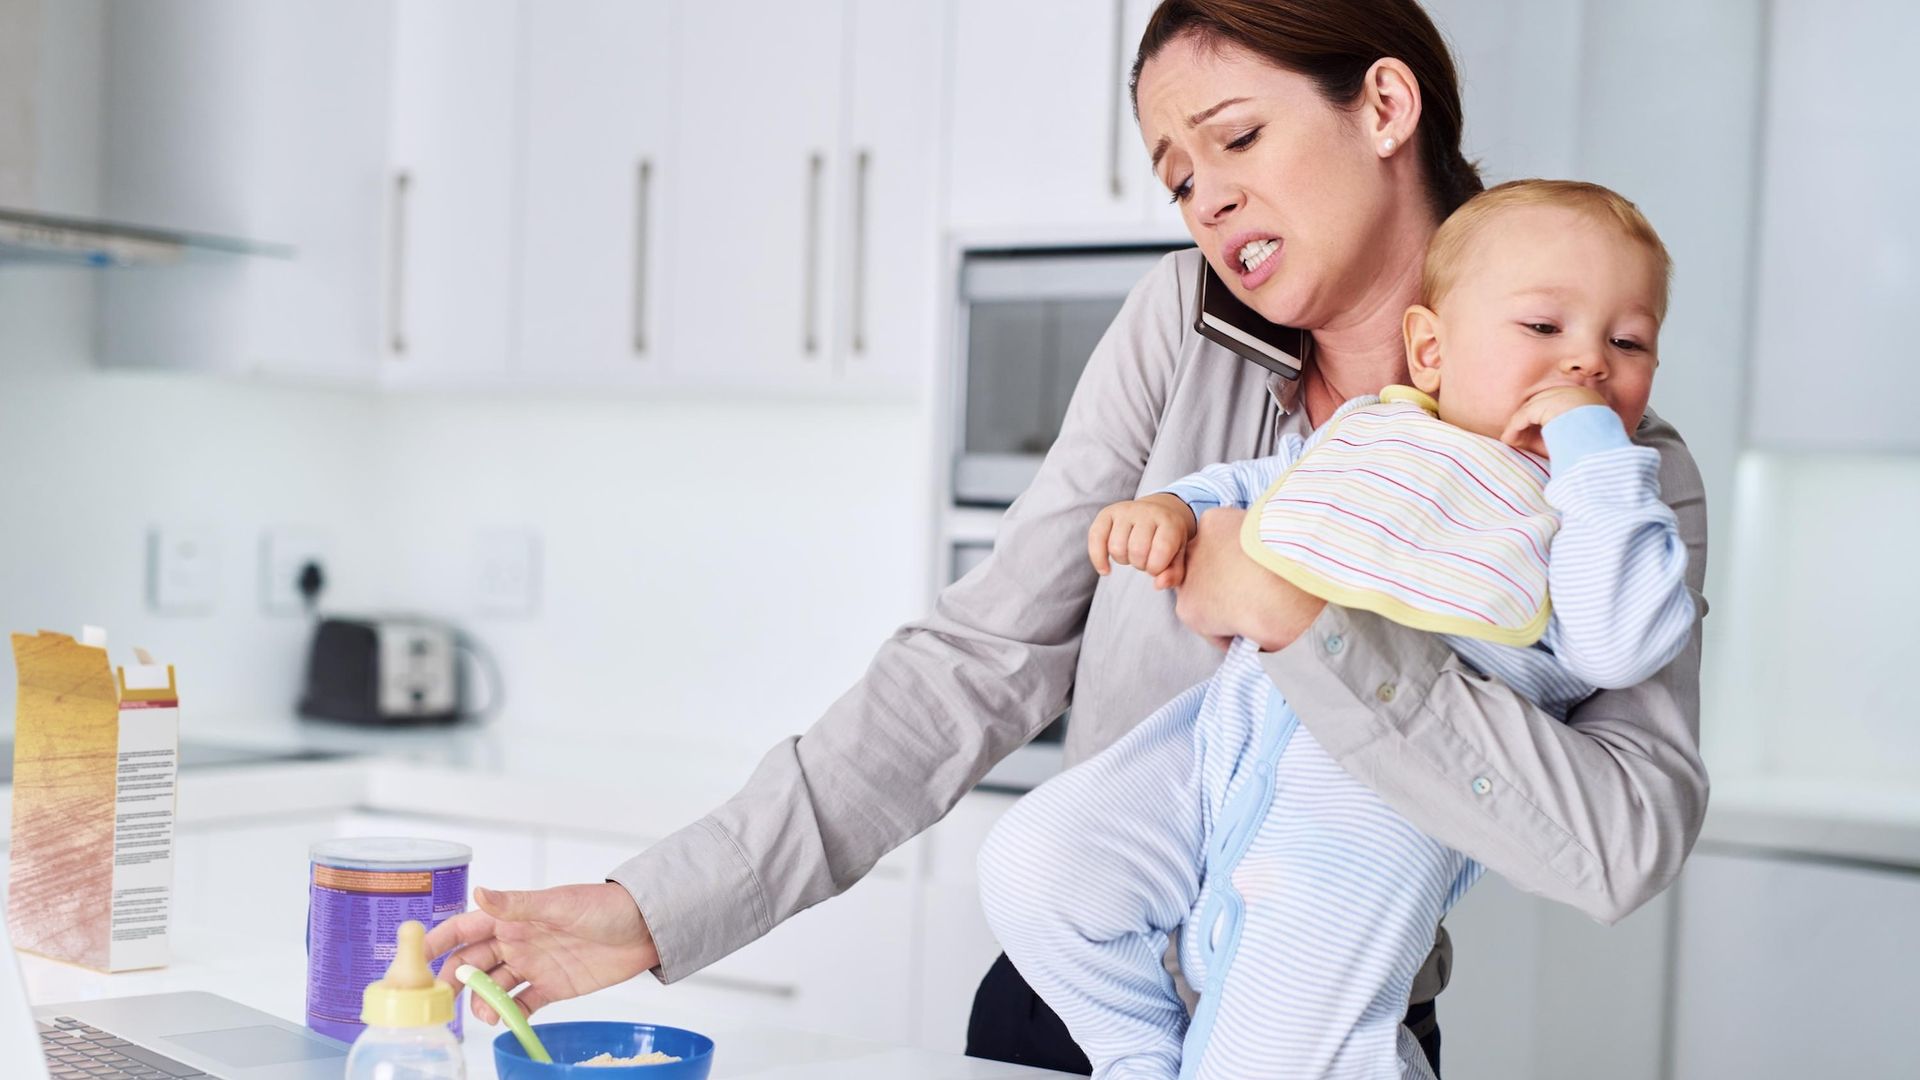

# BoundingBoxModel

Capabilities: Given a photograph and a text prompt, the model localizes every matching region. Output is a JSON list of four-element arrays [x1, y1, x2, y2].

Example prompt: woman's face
[[1136, 37, 1410, 330]]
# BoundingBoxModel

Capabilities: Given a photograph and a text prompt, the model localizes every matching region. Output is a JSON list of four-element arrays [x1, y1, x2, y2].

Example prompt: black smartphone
[[1193, 262, 1306, 380]]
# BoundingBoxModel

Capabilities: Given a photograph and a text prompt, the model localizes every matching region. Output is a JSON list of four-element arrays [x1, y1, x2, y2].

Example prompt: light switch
[[147, 527, 218, 615], [475, 528, 540, 617]]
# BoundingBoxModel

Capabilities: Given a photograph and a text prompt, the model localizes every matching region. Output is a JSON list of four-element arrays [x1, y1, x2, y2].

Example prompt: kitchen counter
[[10, 711, 1920, 869], [16, 926, 1070, 1079]]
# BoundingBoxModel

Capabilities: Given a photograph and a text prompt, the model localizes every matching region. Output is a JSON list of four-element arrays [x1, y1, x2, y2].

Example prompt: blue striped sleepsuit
[[977, 403, 1694, 1080]]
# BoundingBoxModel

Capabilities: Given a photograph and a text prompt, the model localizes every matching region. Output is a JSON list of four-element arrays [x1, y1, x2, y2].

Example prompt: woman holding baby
[[427, 2, 1709, 1075]]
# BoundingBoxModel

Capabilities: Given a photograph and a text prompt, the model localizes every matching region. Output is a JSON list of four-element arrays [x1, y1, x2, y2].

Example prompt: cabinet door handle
[[850, 149, 870, 355], [633, 158, 653, 356], [803, 151, 824, 357], [1108, 0, 1125, 199], [389, 170, 411, 356]]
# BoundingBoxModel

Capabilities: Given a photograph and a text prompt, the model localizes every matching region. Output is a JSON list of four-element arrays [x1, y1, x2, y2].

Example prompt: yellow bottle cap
[[360, 920, 455, 1028]]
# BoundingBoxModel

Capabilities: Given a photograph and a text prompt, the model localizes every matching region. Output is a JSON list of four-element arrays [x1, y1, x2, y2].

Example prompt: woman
[[425, 2, 1710, 1074]]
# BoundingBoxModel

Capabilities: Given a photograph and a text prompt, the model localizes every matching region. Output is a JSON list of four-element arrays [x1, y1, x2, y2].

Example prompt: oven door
[[953, 246, 1179, 506]]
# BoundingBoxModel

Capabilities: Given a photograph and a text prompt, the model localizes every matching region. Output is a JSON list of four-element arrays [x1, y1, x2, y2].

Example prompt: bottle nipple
[[380, 920, 435, 991], [360, 919, 455, 1028]]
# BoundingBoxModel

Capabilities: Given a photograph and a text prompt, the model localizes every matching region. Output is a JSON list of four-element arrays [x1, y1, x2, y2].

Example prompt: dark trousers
[[965, 952, 1442, 1077]]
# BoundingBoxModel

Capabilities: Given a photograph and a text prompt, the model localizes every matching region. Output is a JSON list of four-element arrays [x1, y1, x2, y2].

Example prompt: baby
[[979, 180, 1695, 1080]]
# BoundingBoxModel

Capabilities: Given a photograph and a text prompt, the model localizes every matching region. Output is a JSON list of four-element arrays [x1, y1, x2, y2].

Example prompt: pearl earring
[[1382, 137, 1397, 154]]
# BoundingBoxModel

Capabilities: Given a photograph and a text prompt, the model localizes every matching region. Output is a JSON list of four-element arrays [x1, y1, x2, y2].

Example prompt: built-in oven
[[944, 242, 1186, 791], [952, 244, 1185, 505]]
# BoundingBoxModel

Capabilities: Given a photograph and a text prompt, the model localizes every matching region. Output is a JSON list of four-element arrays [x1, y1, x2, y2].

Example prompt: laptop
[[4, 918, 349, 1079]]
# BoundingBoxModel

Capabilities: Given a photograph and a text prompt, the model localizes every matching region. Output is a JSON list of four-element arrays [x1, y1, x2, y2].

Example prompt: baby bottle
[[345, 920, 465, 1080]]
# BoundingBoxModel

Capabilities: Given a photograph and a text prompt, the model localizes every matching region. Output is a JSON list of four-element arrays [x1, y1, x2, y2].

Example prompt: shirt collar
[[1266, 370, 1305, 415]]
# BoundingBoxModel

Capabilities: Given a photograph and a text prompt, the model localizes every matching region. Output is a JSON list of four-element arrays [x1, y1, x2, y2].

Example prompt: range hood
[[0, 206, 293, 268]]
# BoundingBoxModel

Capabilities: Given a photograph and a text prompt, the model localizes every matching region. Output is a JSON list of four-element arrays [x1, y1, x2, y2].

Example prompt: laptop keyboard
[[37, 1016, 210, 1079]]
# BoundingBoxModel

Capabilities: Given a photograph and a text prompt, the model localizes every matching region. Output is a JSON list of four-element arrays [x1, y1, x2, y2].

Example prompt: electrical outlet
[[147, 527, 218, 615], [261, 526, 332, 615], [475, 528, 540, 617]]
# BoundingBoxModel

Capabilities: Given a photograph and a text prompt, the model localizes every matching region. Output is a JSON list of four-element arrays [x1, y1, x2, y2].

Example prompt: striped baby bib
[[1240, 386, 1557, 646]]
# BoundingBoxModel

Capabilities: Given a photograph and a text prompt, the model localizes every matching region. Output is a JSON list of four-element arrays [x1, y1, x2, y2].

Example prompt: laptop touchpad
[[164, 1025, 347, 1066]]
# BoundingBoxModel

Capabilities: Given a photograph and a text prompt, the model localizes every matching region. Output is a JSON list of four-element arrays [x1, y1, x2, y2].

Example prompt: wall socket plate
[[261, 526, 332, 616], [475, 528, 540, 617], [147, 526, 219, 615]]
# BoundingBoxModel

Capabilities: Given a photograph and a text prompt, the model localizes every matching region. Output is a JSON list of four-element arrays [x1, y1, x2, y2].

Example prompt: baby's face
[[1422, 205, 1664, 442]]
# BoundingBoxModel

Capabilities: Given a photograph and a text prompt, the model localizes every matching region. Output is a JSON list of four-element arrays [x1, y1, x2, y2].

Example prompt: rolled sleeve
[[609, 817, 768, 983]]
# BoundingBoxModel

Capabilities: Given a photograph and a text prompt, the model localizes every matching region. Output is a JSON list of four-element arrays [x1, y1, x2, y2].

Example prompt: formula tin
[[307, 837, 472, 1042]]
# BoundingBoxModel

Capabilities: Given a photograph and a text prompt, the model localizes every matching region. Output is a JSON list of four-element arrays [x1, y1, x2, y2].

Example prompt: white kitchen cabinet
[[664, 1, 847, 394], [98, 0, 394, 380], [833, 0, 946, 395], [911, 791, 1021, 1053], [169, 812, 340, 942], [542, 828, 916, 1045], [1438, 874, 1672, 1080], [1746, 0, 1920, 451], [946, 0, 1184, 238], [96, 0, 516, 384], [379, 0, 520, 386], [513, 0, 675, 387], [1671, 849, 1920, 1079]]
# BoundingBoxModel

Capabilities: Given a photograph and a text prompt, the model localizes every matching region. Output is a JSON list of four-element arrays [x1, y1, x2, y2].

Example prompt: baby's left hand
[[1502, 386, 1610, 456]]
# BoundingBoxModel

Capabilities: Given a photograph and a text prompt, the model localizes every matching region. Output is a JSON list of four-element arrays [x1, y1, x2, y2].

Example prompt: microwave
[[951, 244, 1186, 506]]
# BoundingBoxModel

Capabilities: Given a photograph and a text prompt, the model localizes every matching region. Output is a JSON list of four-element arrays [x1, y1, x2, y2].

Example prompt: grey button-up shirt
[[611, 249, 1711, 1004]]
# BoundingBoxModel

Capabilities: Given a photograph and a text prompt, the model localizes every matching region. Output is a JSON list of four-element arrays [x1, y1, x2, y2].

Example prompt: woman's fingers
[[441, 939, 507, 987], [470, 991, 501, 1026], [515, 985, 556, 1018], [424, 908, 497, 963]]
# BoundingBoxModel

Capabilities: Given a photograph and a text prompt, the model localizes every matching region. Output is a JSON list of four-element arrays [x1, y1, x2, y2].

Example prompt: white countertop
[[8, 711, 1912, 869], [16, 927, 1068, 1079]]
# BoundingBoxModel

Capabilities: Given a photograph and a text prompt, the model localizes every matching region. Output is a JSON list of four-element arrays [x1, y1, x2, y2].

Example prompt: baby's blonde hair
[[1421, 179, 1673, 319]]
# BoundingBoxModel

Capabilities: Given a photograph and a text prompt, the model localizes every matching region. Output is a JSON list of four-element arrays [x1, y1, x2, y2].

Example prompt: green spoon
[[455, 963, 553, 1064]]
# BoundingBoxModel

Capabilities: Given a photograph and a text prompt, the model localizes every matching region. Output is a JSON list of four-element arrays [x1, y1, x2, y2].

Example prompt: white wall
[[370, 389, 930, 756]]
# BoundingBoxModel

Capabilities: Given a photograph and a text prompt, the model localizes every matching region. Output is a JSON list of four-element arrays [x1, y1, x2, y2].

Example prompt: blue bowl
[[493, 1021, 714, 1079]]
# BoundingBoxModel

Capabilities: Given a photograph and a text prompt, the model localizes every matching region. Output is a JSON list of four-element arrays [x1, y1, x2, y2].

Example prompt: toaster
[[298, 617, 467, 724]]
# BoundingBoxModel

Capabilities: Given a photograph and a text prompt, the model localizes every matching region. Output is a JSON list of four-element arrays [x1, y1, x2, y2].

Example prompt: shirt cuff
[[1258, 603, 1452, 756], [607, 817, 769, 984], [1541, 404, 1632, 468]]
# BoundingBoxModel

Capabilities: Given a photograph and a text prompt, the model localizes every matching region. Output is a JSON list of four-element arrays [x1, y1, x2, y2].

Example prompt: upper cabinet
[[381, 0, 519, 386], [513, 0, 673, 389], [513, 0, 941, 397], [1747, 0, 1920, 452], [97, 0, 395, 380], [88, 0, 947, 399], [946, 0, 1184, 239], [97, 0, 516, 384]]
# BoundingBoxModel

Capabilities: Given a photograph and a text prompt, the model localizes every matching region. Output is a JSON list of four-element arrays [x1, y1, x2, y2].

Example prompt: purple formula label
[[306, 837, 472, 1043]]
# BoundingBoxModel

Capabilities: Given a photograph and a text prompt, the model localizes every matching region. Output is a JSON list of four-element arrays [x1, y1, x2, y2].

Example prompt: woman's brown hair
[[1130, 0, 1483, 220]]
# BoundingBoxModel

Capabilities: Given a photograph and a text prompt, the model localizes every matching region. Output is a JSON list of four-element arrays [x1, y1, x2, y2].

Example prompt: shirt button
[[1375, 683, 1396, 703], [1325, 634, 1345, 655], [1472, 776, 1493, 796]]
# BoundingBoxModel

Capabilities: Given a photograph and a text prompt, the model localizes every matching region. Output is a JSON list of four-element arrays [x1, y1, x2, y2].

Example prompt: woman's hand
[[1174, 508, 1326, 652], [424, 882, 659, 1022]]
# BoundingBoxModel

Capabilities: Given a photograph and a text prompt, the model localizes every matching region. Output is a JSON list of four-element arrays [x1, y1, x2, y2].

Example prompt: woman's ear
[[1404, 305, 1443, 396], [1364, 58, 1422, 156]]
